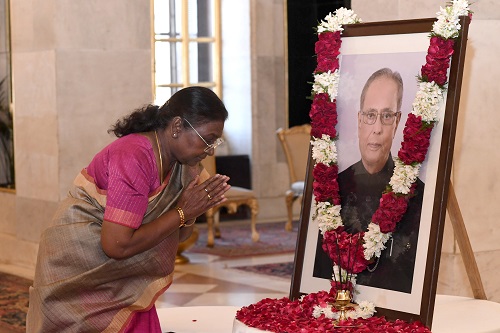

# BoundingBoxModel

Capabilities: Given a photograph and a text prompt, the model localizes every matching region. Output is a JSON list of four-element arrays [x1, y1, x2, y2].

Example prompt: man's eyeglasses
[[360, 111, 400, 125], [183, 118, 224, 153]]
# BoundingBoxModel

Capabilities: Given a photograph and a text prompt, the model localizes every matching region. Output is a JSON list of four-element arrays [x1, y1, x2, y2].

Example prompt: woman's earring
[[173, 133, 178, 138]]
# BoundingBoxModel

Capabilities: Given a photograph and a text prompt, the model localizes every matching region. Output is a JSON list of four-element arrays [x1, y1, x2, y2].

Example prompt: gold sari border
[[104, 272, 175, 333]]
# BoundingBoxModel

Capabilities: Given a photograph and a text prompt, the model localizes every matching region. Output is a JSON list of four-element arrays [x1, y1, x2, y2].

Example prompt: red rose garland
[[310, 92, 339, 139], [398, 114, 434, 164], [421, 37, 456, 86], [315, 31, 342, 74]]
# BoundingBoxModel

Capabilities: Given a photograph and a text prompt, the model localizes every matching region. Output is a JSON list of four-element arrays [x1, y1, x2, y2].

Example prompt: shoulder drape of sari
[[27, 163, 191, 333]]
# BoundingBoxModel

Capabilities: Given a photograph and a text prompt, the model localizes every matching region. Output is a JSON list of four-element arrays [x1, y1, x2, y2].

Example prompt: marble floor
[[0, 221, 295, 333], [156, 249, 294, 309], [0, 222, 295, 333]]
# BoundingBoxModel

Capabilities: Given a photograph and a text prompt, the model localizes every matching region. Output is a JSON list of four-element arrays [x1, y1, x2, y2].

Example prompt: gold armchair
[[276, 124, 311, 231], [201, 155, 259, 247]]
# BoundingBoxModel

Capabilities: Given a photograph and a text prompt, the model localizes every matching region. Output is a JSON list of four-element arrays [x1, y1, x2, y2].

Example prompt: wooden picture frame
[[290, 16, 470, 328]]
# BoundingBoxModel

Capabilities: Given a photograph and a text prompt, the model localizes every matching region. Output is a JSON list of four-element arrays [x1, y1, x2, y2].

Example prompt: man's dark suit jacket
[[313, 156, 424, 293]]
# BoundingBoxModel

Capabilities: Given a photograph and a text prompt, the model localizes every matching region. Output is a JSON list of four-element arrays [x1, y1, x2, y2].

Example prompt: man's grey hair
[[359, 68, 403, 112]]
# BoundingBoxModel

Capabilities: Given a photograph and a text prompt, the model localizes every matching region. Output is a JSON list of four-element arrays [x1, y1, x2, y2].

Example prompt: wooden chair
[[201, 155, 259, 247], [276, 124, 311, 231]]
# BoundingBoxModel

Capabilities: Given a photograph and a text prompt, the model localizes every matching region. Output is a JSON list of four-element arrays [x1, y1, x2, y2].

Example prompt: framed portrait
[[290, 17, 470, 328]]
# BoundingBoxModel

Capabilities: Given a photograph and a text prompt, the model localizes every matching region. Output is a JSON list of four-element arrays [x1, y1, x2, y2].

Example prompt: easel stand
[[446, 182, 487, 300]]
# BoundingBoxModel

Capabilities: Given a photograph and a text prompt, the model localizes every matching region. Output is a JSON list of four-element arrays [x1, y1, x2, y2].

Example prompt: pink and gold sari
[[27, 162, 192, 332]]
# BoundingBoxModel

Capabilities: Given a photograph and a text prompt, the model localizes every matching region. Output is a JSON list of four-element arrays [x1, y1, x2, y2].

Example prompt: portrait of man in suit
[[313, 68, 425, 293]]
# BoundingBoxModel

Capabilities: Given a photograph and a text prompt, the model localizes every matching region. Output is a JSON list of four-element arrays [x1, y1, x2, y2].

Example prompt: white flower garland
[[317, 8, 362, 33], [412, 81, 445, 122], [363, 223, 391, 260], [312, 71, 340, 102], [433, 0, 471, 39], [311, 134, 338, 165], [313, 300, 376, 321], [312, 201, 343, 232], [389, 158, 422, 195]]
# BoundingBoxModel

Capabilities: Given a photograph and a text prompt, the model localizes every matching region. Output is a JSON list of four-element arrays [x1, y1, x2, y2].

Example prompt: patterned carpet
[[0, 272, 31, 332], [186, 221, 299, 257], [233, 261, 295, 279]]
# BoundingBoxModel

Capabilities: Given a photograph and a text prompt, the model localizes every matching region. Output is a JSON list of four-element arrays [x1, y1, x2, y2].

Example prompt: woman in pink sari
[[27, 87, 230, 332]]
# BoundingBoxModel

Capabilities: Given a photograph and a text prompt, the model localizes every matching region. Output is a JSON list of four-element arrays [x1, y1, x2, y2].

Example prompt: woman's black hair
[[109, 86, 229, 137]]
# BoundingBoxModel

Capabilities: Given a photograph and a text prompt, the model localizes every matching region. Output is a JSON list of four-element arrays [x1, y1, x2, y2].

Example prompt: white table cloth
[[158, 295, 500, 333], [158, 306, 241, 333], [432, 295, 500, 333]]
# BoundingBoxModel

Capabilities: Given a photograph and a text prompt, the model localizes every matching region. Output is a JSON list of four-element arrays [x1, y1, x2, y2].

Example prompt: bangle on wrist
[[175, 206, 185, 228]]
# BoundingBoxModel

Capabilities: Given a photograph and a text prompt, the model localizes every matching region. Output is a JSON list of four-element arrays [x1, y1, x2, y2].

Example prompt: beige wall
[[0, 0, 153, 273]]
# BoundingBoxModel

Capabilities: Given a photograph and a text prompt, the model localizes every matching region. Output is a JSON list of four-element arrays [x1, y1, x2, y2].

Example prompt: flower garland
[[309, 0, 472, 319], [235, 2, 471, 331]]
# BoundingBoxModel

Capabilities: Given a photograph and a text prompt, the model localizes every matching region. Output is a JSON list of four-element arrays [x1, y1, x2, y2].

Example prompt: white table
[[158, 306, 241, 333], [158, 295, 500, 333], [432, 295, 500, 333]]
